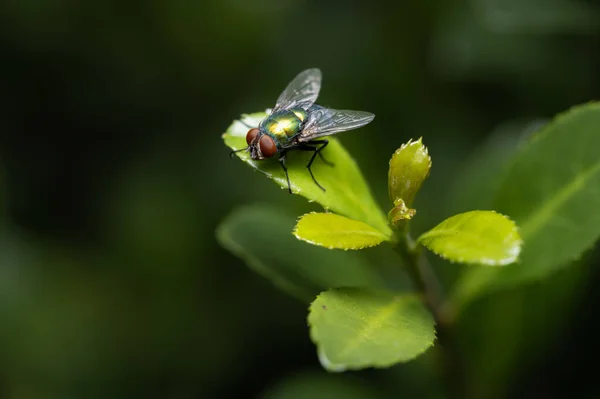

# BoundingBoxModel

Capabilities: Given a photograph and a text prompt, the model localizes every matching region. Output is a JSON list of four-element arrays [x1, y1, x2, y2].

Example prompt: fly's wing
[[297, 107, 375, 142], [272, 68, 322, 112]]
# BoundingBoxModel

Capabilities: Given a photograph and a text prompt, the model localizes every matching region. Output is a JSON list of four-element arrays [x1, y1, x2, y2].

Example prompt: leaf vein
[[337, 296, 403, 359], [520, 159, 600, 239]]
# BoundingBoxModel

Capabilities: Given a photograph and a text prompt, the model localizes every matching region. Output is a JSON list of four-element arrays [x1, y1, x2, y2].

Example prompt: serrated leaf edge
[[389, 137, 432, 170], [418, 210, 523, 267], [307, 289, 437, 372]]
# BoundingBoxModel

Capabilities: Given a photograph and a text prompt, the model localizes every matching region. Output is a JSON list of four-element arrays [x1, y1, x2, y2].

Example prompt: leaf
[[453, 102, 600, 304], [222, 111, 391, 236], [417, 211, 522, 266], [388, 138, 431, 207], [449, 118, 547, 212], [293, 213, 390, 250], [308, 288, 435, 372], [216, 205, 386, 303], [457, 257, 591, 398]]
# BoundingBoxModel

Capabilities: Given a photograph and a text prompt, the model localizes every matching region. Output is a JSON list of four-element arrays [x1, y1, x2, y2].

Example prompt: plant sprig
[[218, 102, 600, 375]]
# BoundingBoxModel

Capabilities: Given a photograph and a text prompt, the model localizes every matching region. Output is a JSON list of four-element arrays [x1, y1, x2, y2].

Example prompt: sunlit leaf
[[216, 205, 386, 303], [417, 211, 521, 266], [453, 102, 600, 305], [293, 213, 390, 250], [308, 288, 435, 372], [222, 111, 391, 236]]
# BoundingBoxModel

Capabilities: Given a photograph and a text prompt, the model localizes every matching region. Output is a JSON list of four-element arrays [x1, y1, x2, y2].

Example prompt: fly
[[230, 68, 375, 193]]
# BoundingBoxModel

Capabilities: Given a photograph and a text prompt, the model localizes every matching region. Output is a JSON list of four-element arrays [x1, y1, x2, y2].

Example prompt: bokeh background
[[1, 0, 599, 398]]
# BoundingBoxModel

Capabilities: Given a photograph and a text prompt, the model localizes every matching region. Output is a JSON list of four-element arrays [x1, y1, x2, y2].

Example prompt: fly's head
[[246, 128, 278, 160]]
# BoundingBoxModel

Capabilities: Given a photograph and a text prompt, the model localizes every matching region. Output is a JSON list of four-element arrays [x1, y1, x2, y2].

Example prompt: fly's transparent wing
[[298, 106, 375, 142], [272, 68, 322, 112]]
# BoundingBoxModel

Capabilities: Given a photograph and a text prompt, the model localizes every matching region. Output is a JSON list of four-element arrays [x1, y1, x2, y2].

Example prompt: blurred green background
[[0, 0, 599, 398]]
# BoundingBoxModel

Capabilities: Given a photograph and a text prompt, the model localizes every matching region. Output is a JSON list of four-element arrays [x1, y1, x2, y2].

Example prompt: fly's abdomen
[[263, 109, 305, 144]]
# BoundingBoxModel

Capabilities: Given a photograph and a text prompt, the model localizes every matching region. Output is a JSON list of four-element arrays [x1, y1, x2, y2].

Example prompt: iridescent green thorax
[[261, 108, 307, 144]]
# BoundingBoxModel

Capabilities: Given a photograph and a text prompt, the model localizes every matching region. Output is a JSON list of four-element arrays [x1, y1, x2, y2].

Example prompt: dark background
[[0, 1, 599, 398]]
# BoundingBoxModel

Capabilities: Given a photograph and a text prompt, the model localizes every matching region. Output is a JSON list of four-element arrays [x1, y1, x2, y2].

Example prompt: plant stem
[[394, 231, 464, 399], [394, 232, 443, 318]]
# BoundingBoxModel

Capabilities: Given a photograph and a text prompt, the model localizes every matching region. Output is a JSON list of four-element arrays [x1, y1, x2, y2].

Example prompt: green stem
[[393, 230, 464, 399], [394, 232, 442, 316]]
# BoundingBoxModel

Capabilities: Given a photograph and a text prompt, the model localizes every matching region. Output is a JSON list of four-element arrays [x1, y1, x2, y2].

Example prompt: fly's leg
[[286, 140, 332, 192], [231, 117, 258, 157], [295, 145, 326, 192], [306, 148, 326, 192], [307, 139, 333, 167], [229, 119, 254, 158], [279, 152, 293, 194], [229, 147, 248, 158]]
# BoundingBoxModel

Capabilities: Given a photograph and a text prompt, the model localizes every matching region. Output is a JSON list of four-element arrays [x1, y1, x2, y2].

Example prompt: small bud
[[388, 138, 431, 207], [388, 198, 417, 229]]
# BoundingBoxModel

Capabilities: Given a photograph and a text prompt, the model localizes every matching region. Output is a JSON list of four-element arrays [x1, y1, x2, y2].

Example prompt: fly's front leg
[[230, 147, 248, 158], [279, 151, 293, 194], [230, 117, 257, 157]]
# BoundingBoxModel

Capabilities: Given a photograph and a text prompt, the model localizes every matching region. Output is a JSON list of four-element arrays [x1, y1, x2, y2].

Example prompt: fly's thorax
[[262, 109, 305, 144], [291, 107, 308, 122]]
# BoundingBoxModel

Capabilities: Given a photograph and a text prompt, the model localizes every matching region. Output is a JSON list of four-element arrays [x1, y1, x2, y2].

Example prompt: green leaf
[[449, 118, 546, 212], [308, 288, 435, 371], [458, 258, 591, 399], [293, 213, 390, 250], [216, 205, 386, 303], [388, 138, 431, 207], [222, 111, 391, 236], [417, 211, 522, 266], [453, 102, 600, 305]]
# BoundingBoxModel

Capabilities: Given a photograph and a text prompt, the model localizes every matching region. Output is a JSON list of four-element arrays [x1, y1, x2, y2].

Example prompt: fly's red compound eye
[[259, 135, 277, 158], [246, 128, 260, 145]]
